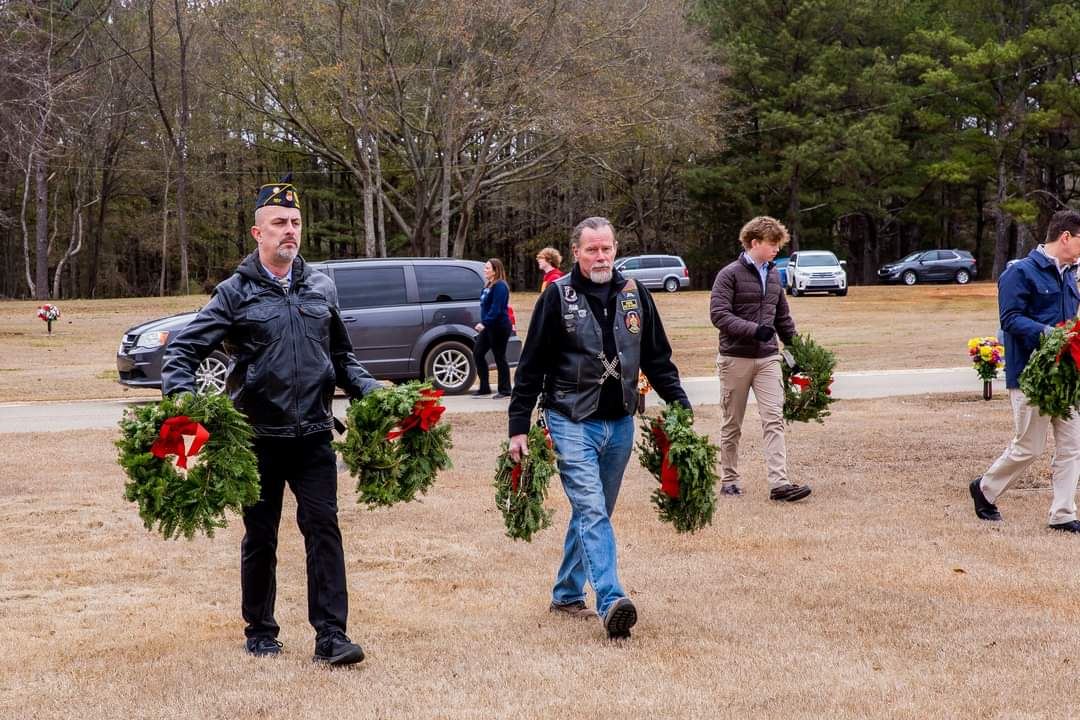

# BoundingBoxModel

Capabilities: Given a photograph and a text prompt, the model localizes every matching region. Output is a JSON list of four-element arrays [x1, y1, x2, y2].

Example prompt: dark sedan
[[878, 249, 977, 285]]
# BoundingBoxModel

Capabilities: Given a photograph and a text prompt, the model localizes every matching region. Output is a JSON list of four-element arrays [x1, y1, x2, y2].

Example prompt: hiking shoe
[[549, 601, 597, 619], [245, 637, 283, 657], [720, 484, 743, 496], [313, 633, 365, 666], [603, 597, 637, 640], [769, 483, 812, 502], [969, 477, 1002, 521], [1050, 520, 1080, 533]]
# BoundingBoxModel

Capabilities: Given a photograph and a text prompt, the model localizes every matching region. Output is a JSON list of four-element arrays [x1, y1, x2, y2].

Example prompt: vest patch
[[563, 285, 577, 302], [624, 310, 641, 334], [621, 298, 638, 311]]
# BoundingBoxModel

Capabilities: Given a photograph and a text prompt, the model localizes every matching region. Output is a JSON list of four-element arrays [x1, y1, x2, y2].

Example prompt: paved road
[[0, 367, 1004, 434]]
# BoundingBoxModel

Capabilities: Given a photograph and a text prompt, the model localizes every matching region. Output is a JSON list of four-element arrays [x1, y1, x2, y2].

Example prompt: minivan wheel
[[195, 351, 230, 395], [663, 277, 679, 293], [423, 340, 476, 395], [902, 270, 917, 286], [955, 269, 970, 285]]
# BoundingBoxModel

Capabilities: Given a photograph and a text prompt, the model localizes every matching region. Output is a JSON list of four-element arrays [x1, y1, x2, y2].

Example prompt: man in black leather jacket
[[162, 177, 379, 665], [507, 216, 690, 640]]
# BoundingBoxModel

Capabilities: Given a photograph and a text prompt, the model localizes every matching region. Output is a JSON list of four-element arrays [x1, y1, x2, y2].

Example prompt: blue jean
[[545, 409, 635, 617]]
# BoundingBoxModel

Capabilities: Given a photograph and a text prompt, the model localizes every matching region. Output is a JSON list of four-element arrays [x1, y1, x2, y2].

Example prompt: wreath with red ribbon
[[494, 424, 558, 541], [781, 334, 837, 424], [1019, 319, 1080, 419], [637, 403, 718, 533], [335, 381, 453, 507], [116, 392, 260, 539]]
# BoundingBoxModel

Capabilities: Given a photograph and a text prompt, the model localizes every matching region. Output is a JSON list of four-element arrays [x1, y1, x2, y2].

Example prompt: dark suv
[[877, 249, 977, 285], [116, 258, 522, 395]]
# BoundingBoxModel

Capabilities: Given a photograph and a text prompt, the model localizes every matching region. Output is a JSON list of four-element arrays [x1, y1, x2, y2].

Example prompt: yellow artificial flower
[[980, 346, 992, 360], [968, 338, 980, 350]]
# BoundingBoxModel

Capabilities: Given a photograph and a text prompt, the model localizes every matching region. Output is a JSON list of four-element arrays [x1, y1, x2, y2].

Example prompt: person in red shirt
[[536, 247, 564, 291]]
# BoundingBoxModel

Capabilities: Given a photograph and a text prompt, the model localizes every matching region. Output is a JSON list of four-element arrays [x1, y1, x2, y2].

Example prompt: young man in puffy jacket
[[709, 216, 810, 502], [971, 209, 1080, 532]]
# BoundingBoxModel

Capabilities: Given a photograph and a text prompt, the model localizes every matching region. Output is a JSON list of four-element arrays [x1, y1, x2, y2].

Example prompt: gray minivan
[[116, 258, 521, 395], [614, 254, 690, 292]]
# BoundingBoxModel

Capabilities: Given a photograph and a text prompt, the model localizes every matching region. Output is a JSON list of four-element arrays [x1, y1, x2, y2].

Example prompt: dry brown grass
[[2, 395, 1076, 719], [0, 283, 997, 403]]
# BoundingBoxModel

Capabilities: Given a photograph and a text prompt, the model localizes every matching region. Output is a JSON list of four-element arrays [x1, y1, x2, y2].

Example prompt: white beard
[[276, 245, 298, 262], [589, 267, 613, 283]]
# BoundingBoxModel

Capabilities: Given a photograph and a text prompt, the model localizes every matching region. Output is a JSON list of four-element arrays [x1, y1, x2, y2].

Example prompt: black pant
[[242, 432, 347, 640], [474, 322, 512, 394]]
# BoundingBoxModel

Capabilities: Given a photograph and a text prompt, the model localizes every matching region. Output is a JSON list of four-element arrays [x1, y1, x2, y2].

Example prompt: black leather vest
[[545, 275, 643, 421]]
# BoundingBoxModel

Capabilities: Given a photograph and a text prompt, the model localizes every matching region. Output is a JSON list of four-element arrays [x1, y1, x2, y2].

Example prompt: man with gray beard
[[162, 175, 380, 665], [507, 217, 690, 640]]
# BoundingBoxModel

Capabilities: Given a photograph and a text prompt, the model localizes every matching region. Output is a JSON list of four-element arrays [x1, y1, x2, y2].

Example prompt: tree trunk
[[786, 164, 801, 252], [991, 150, 1010, 279], [34, 153, 49, 300], [159, 164, 171, 296], [20, 152, 35, 298]]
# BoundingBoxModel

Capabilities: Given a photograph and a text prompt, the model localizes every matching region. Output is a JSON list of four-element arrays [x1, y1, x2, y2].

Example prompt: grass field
[[0, 283, 999, 402], [1, 396, 1076, 719]]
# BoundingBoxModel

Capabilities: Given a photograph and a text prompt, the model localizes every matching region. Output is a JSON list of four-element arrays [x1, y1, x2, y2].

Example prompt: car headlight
[[134, 331, 170, 349]]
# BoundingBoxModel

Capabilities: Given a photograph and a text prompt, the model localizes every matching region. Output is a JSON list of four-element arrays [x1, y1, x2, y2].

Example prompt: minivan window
[[662, 257, 682, 268], [797, 253, 840, 267], [334, 266, 408, 309], [620, 258, 641, 270], [642, 258, 665, 269], [416, 265, 483, 302]]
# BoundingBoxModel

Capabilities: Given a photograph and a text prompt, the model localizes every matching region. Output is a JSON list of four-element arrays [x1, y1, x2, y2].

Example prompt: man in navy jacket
[[971, 209, 1080, 532]]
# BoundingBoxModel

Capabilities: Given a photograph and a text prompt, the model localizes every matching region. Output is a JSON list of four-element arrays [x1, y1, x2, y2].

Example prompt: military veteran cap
[[255, 172, 300, 210]]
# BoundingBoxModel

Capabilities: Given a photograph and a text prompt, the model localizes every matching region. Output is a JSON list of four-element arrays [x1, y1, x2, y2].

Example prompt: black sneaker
[[245, 637, 283, 657], [1050, 520, 1080, 533], [603, 597, 637, 640], [313, 633, 364, 666], [969, 477, 1002, 521], [769, 483, 812, 502], [720, 484, 743, 496]]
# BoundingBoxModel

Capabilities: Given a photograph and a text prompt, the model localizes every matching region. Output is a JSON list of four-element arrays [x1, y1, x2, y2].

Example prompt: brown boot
[[549, 601, 597, 619]]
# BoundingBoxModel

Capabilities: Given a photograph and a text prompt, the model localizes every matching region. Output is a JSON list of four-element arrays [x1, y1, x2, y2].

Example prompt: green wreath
[[116, 392, 260, 540], [494, 424, 558, 542], [1019, 321, 1080, 419], [781, 334, 837, 424], [335, 381, 453, 507], [637, 403, 718, 534]]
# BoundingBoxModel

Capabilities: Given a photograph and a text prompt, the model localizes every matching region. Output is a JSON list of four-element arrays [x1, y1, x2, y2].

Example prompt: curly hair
[[536, 246, 562, 268], [738, 216, 790, 250]]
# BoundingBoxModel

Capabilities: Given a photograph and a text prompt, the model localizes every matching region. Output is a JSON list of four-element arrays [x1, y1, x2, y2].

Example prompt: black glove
[[754, 324, 775, 342]]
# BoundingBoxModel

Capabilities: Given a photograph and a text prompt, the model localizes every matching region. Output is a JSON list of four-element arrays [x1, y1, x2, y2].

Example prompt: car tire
[[834, 288, 848, 297], [955, 269, 970, 285], [663, 277, 679, 293], [423, 340, 476, 395], [785, 285, 792, 296], [195, 351, 230, 395], [791, 285, 801, 297], [902, 270, 917, 286]]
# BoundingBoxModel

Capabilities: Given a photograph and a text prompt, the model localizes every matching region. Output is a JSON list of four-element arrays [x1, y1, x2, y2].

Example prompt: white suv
[[786, 251, 848, 297]]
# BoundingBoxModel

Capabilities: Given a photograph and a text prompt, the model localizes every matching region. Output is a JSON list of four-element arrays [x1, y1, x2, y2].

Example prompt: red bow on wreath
[[387, 389, 446, 440], [650, 425, 680, 498], [509, 429, 553, 491], [1055, 319, 1080, 368], [790, 374, 834, 396], [150, 415, 210, 469]]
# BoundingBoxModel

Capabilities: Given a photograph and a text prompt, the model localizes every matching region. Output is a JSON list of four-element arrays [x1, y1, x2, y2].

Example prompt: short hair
[[1046, 209, 1080, 243], [739, 216, 790, 250], [571, 217, 615, 248], [536, 246, 562, 268], [487, 258, 507, 284]]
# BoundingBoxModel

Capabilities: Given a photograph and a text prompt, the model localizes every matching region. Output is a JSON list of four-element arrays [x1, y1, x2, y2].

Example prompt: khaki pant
[[981, 389, 1080, 525], [717, 353, 788, 489]]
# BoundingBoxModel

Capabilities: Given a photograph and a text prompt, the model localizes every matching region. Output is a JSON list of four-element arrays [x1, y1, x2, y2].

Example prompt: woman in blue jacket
[[473, 258, 513, 397]]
